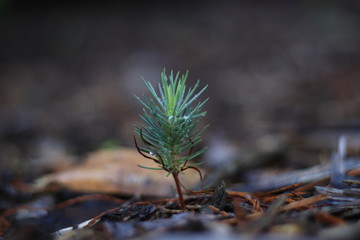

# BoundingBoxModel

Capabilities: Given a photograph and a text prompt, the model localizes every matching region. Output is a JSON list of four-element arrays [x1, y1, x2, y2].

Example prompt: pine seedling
[[134, 69, 208, 209]]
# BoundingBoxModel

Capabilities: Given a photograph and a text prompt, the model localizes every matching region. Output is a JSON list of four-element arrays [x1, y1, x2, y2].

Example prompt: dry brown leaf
[[33, 148, 204, 197], [279, 194, 328, 211], [314, 212, 346, 226]]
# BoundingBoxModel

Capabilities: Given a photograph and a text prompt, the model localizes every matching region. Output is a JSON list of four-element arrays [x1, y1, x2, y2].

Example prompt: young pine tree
[[134, 70, 208, 209]]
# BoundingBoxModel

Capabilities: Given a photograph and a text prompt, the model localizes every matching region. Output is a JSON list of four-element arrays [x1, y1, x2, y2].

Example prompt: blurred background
[[1, 0, 360, 181]]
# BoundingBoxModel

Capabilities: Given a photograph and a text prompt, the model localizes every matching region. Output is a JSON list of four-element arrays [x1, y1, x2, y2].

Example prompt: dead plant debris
[[2, 140, 360, 240], [2, 174, 360, 240]]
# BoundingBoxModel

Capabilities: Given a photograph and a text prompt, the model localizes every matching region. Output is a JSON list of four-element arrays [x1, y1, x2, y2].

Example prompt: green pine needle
[[134, 69, 208, 175]]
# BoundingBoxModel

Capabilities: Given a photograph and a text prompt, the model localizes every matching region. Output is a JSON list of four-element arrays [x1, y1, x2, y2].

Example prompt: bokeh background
[[1, 0, 360, 180]]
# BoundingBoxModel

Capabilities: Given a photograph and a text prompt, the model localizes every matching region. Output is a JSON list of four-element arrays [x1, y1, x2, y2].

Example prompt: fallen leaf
[[33, 148, 204, 197]]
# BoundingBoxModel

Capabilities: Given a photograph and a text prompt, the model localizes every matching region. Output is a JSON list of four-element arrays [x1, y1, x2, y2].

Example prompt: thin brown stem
[[133, 136, 159, 163], [181, 166, 203, 182], [172, 172, 185, 210]]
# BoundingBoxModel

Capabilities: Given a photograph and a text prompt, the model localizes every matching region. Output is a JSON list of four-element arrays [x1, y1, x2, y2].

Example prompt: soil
[[2, 1, 360, 239]]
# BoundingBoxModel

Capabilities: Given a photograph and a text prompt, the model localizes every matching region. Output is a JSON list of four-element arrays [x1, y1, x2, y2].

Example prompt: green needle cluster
[[134, 69, 208, 174], [134, 69, 208, 209]]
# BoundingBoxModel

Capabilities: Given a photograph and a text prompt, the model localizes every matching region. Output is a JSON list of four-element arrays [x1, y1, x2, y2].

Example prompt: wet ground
[[1, 1, 360, 239]]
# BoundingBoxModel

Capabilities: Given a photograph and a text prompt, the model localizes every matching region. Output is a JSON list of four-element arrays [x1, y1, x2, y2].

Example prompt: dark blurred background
[[1, 0, 360, 179]]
